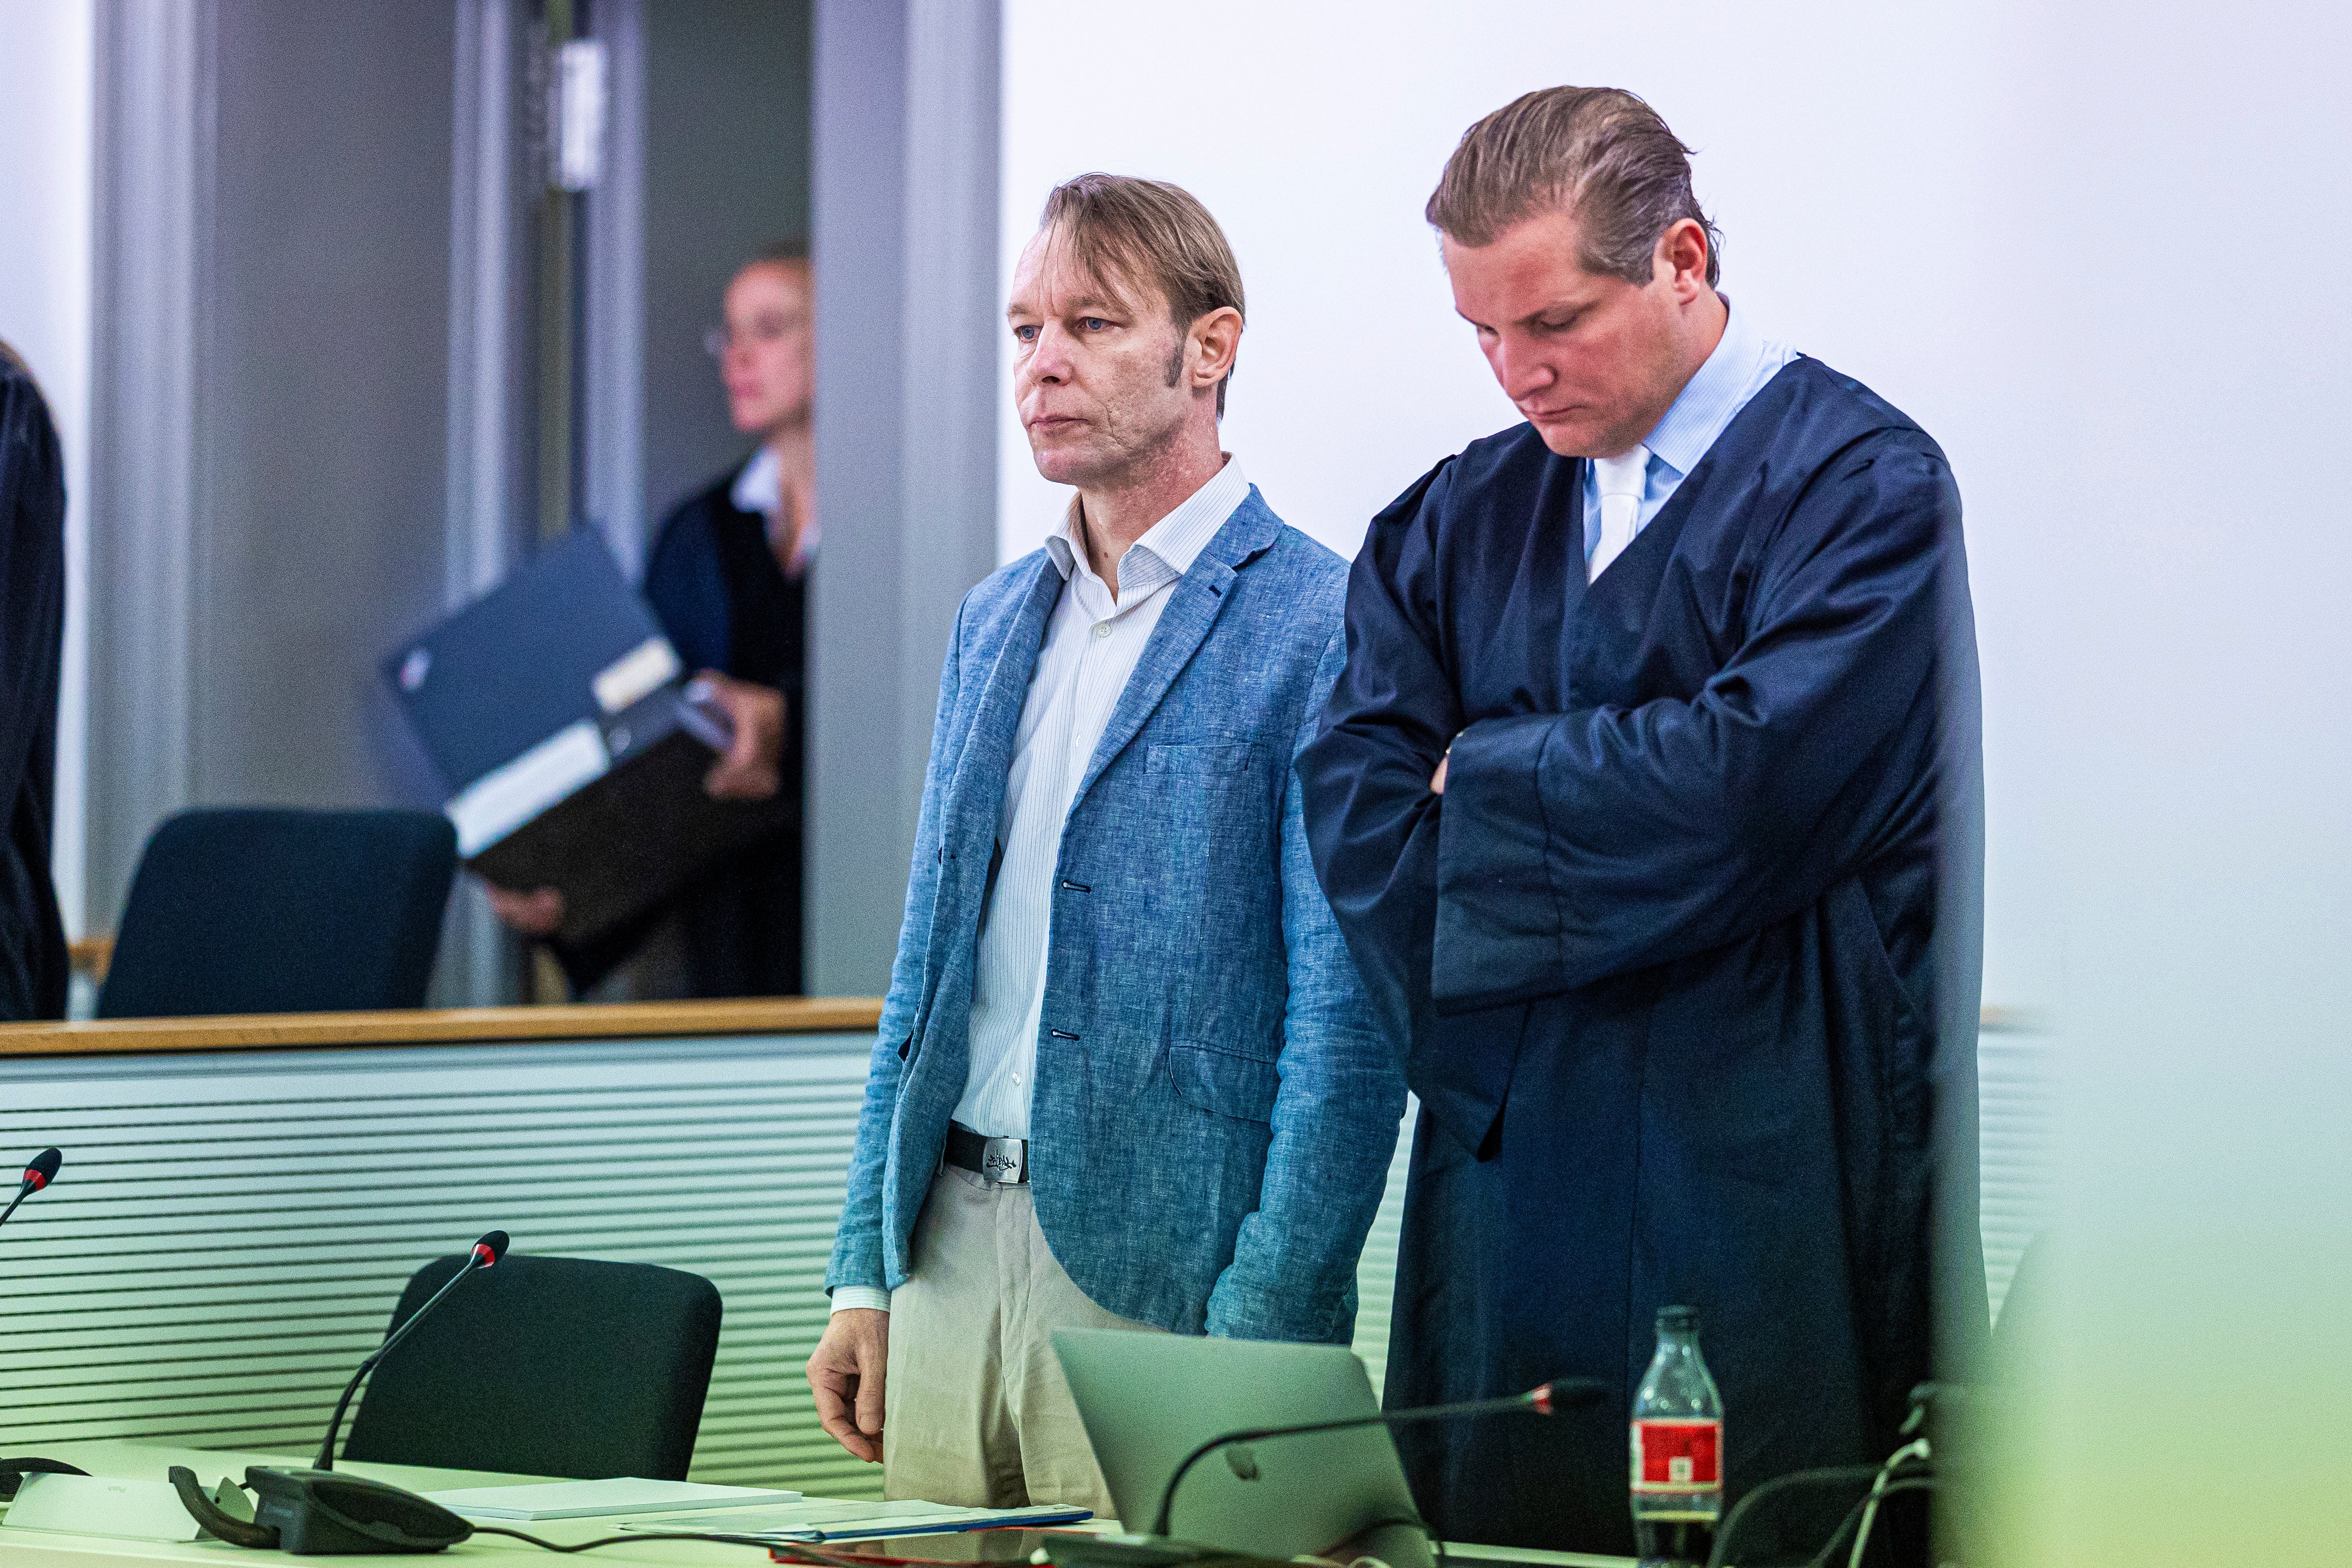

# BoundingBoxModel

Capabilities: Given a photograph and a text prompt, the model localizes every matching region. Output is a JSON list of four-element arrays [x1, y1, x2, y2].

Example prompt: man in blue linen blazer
[[831, 489, 1395, 1329], [812, 175, 1401, 1510]]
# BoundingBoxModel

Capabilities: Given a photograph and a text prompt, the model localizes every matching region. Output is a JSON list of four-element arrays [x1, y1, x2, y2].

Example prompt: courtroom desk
[[0, 1001, 888, 1501], [3, 1442, 1635, 1568], [0, 1438, 747, 1566]]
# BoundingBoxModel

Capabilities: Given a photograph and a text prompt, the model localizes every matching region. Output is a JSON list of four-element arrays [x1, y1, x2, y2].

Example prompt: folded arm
[[1433, 437, 1958, 1011]]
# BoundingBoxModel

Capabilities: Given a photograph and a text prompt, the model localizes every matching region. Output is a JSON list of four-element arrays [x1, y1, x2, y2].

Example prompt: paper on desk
[[425, 1478, 801, 1520], [615, 1498, 1092, 1541]]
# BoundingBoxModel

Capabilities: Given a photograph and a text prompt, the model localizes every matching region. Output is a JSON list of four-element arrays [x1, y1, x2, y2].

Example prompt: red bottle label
[[1630, 1418, 1721, 1492]]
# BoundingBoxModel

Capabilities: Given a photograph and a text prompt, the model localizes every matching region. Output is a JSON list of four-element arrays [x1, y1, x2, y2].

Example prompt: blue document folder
[[382, 528, 791, 945]]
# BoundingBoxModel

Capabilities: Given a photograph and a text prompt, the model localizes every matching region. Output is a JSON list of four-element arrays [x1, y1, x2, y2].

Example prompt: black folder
[[383, 529, 792, 947]]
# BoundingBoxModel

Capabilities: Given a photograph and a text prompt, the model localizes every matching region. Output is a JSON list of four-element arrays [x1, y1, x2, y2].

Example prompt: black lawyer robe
[[0, 346, 69, 1021], [1297, 358, 1984, 1558]]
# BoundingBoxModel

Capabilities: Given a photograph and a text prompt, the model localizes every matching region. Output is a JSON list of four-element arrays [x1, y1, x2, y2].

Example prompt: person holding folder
[[489, 244, 813, 998]]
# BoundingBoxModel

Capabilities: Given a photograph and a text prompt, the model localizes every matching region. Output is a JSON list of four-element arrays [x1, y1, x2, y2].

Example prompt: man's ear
[[1189, 306, 1243, 388], [1654, 218, 1712, 299]]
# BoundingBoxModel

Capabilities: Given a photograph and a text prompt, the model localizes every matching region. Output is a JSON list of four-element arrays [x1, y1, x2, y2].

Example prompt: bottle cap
[[1657, 1304, 1699, 1334]]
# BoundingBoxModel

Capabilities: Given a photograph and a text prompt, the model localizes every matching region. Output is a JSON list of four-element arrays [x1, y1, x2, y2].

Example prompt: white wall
[[1001, 5, 2352, 1560], [0, 0, 94, 935], [998, 1, 2053, 1006]]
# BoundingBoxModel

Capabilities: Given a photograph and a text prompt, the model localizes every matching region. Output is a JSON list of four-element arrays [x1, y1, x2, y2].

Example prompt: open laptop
[[1053, 1329, 1434, 1568]]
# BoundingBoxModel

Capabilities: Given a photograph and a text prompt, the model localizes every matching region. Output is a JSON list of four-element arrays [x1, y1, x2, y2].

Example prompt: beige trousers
[[882, 1166, 1161, 1515]]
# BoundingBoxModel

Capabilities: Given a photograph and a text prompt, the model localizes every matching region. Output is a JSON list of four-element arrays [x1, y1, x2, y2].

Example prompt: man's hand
[[691, 671, 786, 802], [806, 1308, 888, 1462], [1430, 752, 1449, 795], [486, 884, 565, 937]]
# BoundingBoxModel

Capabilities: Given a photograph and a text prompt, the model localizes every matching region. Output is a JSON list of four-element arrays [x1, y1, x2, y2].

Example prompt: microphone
[[1150, 1377, 1609, 1539], [312, 1231, 509, 1470], [0, 1148, 63, 1232]]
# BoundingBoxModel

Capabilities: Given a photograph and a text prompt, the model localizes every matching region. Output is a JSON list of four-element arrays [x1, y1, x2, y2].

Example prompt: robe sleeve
[[1433, 432, 1958, 1013], [1298, 461, 1524, 1151]]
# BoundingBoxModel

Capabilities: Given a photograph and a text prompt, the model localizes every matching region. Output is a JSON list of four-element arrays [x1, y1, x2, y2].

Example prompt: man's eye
[[1079, 317, 1110, 331], [1013, 324, 1038, 342]]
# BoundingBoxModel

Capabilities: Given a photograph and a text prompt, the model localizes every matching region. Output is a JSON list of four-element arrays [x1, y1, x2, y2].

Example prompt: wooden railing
[[0, 995, 885, 1057]]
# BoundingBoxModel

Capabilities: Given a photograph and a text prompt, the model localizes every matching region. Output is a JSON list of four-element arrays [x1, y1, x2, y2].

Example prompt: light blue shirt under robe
[[1581, 299, 1799, 570]]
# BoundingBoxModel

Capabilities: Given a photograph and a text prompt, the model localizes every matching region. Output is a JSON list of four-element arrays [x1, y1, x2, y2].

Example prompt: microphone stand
[[0, 1185, 40, 1230], [1150, 1379, 1607, 1540], [1, 1149, 63, 1232], [313, 1237, 503, 1470]]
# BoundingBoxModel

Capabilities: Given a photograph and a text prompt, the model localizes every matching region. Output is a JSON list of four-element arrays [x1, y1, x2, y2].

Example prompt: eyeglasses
[[703, 314, 806, 358]]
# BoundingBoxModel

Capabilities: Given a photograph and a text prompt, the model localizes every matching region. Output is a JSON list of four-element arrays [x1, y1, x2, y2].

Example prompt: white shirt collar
[[1638, 296, 1772, 479], [731, 446, 781, 514], [730, 445, 818, 571], [1043, 457, 1250, 602]]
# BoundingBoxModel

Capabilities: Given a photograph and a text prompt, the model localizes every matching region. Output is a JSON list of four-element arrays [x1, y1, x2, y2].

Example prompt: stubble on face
[[1008, 227, 1195, 496]]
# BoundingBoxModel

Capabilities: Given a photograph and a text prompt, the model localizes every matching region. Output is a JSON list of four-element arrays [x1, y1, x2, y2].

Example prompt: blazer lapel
[[940, 556, 1061, 879], [1067, 493, 1281, 813]]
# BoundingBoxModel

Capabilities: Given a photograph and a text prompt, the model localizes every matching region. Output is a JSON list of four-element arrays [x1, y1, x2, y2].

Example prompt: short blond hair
[[1428, 87, 1720, 288], [1037, 174, 1245, 415]]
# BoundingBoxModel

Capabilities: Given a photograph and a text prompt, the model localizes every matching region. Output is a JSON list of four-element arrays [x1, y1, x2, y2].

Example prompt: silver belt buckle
[[979, 1136, 1027, 1185]]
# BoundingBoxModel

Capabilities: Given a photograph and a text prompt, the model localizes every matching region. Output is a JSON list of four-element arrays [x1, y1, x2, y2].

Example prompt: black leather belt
[[944, 1122, 1029, 1185]]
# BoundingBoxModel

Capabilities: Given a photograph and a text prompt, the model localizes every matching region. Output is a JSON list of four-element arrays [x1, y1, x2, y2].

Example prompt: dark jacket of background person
[[550, 462, 804, 999], [0, 345, 71, 1020]]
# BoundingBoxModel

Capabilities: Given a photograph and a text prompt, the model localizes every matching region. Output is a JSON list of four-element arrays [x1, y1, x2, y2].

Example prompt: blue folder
[[381, 529, 789, 945]]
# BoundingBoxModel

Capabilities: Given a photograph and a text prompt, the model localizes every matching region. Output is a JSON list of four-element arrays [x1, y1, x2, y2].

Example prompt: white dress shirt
[[831, 459, 1249, 1317], [731, 445, 820, 571], [957, 457, 1250, 1135], [1580, 299, 1797, 571]]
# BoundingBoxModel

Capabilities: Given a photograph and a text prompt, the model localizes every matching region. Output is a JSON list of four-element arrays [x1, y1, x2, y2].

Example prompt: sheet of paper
[[615, 1498, 1092, 1540], [425, 1478, 801, 1521]]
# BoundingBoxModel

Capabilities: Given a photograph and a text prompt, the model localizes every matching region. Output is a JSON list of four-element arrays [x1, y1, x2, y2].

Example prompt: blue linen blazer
[[825, 488, 1404, 1342]]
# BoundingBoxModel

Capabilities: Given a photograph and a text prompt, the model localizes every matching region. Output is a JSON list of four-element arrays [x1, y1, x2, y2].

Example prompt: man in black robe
[[0, 342, 71, 1021], [1297, 88, 1984, 1560]]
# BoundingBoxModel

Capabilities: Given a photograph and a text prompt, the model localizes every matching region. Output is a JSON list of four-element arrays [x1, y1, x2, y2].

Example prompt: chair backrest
[[97, 807, 456, 1017], [342, 1253, 723, 1481]]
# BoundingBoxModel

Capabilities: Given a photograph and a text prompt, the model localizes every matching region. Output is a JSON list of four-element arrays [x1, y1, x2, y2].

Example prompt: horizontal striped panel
[[2, 1027, 2045, 1492], [1977, 1030, 2056, 1323], [1350, 1102, 1415, 1399], [0, 1035, 888, 1500]]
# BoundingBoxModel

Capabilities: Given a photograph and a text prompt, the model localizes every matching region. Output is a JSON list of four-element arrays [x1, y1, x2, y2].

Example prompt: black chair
[[342, 1253, 723, 1480], [97, 807, 456, 1017]]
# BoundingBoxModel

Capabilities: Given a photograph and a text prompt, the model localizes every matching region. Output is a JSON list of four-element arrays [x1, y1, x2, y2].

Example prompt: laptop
[[1053, 1329, 1434, 1568]]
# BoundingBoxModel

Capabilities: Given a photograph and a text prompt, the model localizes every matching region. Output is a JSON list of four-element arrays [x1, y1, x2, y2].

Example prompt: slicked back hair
[[1036, 174, 1245, 417], [1426, 87, 1721, 289]]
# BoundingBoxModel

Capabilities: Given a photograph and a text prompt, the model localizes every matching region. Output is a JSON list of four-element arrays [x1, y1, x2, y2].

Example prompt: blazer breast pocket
[[1146, 740, 1262, 777], [1167, 1039, 1281, 1125]]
